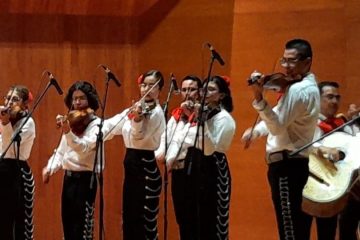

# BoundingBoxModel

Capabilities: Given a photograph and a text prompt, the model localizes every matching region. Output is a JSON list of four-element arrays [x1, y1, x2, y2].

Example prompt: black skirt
[[122, 148, 162, 240]]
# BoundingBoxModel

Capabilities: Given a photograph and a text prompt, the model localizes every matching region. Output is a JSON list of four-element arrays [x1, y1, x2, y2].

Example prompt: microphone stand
[[289, 114, 360, 156], [186, 51, 216, 240], [161, 76, 177, 240], [0, 80, 55, 161], [90, 71, 117, 240]]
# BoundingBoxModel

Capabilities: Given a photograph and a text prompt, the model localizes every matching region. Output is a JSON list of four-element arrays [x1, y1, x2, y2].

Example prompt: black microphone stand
[[161, 76, 178, 240], [185, 48, 217, 240], [90, 70, 119, 240], [0, 80, 55, 161]]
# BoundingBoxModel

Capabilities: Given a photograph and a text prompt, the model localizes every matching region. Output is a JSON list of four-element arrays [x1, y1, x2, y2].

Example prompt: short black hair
[[138, 70, 164, 90], [182, 75, 202, 89], [285, 39, 313, 59], [64, 81, 100, 111], [318, 81, 339, 95]]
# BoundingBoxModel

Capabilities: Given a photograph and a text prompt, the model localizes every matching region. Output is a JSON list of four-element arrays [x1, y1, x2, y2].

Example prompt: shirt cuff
[[252, 99, 267, 111]]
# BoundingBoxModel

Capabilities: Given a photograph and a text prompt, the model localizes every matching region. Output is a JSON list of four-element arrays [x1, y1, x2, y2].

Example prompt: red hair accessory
[[137, 74, 143, 84], [28, 91, 34, 103], [221, 75, 231, 86]]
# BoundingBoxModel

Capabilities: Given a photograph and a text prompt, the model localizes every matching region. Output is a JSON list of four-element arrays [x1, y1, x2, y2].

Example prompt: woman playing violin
[[0, 85, 36, 239], [108, 70, 166, 240], [42, 80, 107, 240]]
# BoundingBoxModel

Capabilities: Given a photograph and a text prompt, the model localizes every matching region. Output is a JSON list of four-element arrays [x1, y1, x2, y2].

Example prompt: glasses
[[322, 94, 341, 101], [279, 57, 303, 66], [4, 96, 21, 102]]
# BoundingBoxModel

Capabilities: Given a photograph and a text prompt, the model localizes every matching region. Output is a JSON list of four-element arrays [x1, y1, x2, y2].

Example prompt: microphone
[[206, 43, 225, 66], [170, 73, 180, 94], [100, 65, 121, 87], [47, 72, 63, 95]]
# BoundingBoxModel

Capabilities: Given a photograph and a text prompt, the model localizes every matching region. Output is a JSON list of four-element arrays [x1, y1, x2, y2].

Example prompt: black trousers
[[179, 149, 231, 240], [303, 213, 337, 240], [267, 157, 309, 240], [0, 159, 34, 240], [339, 196, 360, 240], [61, 170, 97, 240], [122, 148, 162, 240]]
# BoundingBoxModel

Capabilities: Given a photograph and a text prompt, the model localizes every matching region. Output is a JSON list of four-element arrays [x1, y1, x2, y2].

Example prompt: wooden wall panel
[[0, 0, 359, 239]]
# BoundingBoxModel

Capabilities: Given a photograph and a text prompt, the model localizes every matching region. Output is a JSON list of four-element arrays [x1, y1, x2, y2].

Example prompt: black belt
[[64, 170, 93, 178], [266, 150, 307, 164]]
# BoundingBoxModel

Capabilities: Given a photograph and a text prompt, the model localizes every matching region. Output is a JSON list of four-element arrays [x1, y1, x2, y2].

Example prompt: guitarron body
[[302, 132, 360, 217]]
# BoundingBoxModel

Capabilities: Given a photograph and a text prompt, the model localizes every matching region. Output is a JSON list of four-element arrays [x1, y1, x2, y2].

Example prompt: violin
[[248, 72, 302, 92], [56, 108, 95, 136]]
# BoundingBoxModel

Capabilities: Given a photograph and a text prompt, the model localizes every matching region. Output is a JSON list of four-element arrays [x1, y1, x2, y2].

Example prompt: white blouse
[[165, 108, 236, 168], [0, 117, 36, 161], [46, 116, 116, 174], [108, 104, 166, 151]]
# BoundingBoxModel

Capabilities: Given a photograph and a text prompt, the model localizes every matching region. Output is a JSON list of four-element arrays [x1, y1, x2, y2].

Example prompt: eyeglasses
[[279, 57, 302, 66], [4, 96, 21, 102], [322, 94, 341, 101]]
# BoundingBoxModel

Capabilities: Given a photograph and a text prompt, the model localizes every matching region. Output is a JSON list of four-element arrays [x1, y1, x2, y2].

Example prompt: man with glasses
[[242, 39, 320, 240]]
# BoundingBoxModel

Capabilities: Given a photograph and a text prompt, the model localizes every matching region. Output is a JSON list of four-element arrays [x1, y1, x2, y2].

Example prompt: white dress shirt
[[253, 73, 320, 157], [46, 116, 116, 175], [108, 104, 166, 151], [0, 117, 36, 161], [166, 108, 236, 168]]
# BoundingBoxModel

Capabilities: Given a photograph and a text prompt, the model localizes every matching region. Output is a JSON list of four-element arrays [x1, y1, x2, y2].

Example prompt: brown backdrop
[[0, 0, 359, 239]]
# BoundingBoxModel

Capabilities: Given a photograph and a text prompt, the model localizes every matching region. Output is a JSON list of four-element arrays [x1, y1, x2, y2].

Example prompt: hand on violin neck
[[56, 114, 70, 133], [0, 106, 11, 125]]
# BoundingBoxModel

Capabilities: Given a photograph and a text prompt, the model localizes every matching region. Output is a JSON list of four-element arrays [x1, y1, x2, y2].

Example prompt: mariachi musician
[[302, 81, 350, 240], [0, 85, 36, 239], [42, 80, 114, 240]]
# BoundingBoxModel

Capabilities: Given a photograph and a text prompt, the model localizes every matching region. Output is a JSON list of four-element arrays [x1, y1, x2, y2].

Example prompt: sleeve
[[1, 118, 36, 156], [130, 106, 166, 142], [64, 121, 100, 153], [155, 117, 176, 160], [253, 120, 269, 137], [102, 109, 128, 141], [165, 122, 190, 166], [46, 135, 66, 175], [202, 114, 236, 153], [253, 87, 316, 136]]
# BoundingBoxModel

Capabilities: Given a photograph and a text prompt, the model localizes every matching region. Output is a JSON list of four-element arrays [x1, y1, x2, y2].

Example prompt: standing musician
[[241, 39, 320, 240], [164, 75, 235, 240], [339, 103, 360, 240], [0, 85, 36, 239], [302, 81, 348, 240], [108, 70, 166, 240], [42, 81, 110, 240], [155, 75, 203, 239]]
